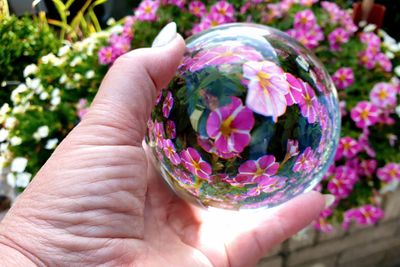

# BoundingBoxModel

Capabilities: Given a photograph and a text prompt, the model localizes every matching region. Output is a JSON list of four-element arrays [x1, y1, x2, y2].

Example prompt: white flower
[[10, 136, 22, 146], [395, 66, 400, 77], [363, 24, 377, 32], [0, 103, 10, 115], [396, 105, 400, 117], [59, 74, 68, 84], [11, 157, 28, 173], [295, 56, 309, 71], [388, 44, 400, 53], [58, 45, 71, 57], [4, 117, 17, 129], [40, 91, 49, 100], [73, 73, 82, 81], [106, 17, 116, 26], [380, 180, 399, 194], [11, 83, 28, 103], [37, 126, 49, 139], [45, 138, 59, 150], [85, 70, 95, 79], [7, 173, 16, 188], [41, 53, 62, 66], [70, 56, 82, 67], [23, 64, 38, 77], [110, 25, 123, 34], [385, 51, 395, 59], [51, 96, 61, 106], [26, 78, 41, 90], [16, 172, 32, 188], [0, 128, 9, 142], [0, 142, 9, 153], [358, 20, 367, 27]]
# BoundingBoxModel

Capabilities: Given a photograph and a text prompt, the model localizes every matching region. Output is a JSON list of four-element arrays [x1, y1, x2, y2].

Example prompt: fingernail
[[152, 22, 177, 48], [323, 194, 335, 209]]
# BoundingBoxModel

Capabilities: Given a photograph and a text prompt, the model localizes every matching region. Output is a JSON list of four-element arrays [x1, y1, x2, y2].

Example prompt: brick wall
[[257, 191, 400, 267]]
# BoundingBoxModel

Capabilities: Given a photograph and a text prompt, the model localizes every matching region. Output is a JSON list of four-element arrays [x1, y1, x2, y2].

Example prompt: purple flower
[[135, 0, 159, 21], [298, 80, 319, 124], [294, 9, 317, 30], [335, 137, 360, 160], [369, 82, 397, 108], [285, 73, 303, 106], [293, 147, 315, 174], [235, 155, 280, 184], [206, 97, 254, 154], [350, 101, 379, 128], [166, 120, 176, 139], [210, 1, 235, 21], [332, 67, 354, 90], [162, 91, 174, 118], [342, 205, 384, 230], [162, 139, 181, 165], [98, 46, 117, 65], [328, 28, 349, 51], [359, 159, 377, 177], [242, 60, 290, 121], [189, 1, 206, 17], [247, 176, 287, 196], [154, 121, 165, 148], [377, 163, 400, 183], [327, 166, 357, 198], [180, 147, 212, 180]]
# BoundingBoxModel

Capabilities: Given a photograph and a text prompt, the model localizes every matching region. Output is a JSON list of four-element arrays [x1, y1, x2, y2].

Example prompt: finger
[[195, 191, 325, 267], [81, 23, 185, 146]]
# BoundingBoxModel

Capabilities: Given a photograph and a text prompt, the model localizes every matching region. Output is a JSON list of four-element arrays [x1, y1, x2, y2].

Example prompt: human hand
[[0, 23, 329, 267]]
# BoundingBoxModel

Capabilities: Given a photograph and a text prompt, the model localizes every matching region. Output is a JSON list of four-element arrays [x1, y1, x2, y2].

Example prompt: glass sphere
[[146, 23, 340, 210]]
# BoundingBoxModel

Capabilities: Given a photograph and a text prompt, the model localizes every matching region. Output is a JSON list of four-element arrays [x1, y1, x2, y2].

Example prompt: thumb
[[81, 22, 185, 146]]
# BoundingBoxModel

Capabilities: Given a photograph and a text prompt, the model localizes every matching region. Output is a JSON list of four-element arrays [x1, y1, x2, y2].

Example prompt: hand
[[0, 23, 327, 267]]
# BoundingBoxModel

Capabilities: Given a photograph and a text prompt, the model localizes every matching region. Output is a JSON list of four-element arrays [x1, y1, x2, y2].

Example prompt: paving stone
[[256, 256, 282, 267]]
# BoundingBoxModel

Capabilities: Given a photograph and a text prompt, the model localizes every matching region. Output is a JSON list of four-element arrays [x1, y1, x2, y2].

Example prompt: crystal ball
[[146, 23, 340, 210]]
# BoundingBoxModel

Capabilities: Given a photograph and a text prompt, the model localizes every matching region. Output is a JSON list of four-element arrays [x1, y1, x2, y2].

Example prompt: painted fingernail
[[323, 194, 335, 209], [152, 22, 177, 48]]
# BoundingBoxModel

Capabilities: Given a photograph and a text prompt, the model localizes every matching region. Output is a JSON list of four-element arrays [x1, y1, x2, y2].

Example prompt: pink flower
[[376, 53, 392, 72], [313, 208, 334, 233], [298, 80, 319, 123], [335, 137, 360, 160], [358, 128, 376, 157], [242, 60, 290, 121], [294, 9, 317, 30], [135, 0, 159, 21], [197, 136, 238, 159], [98, 46, 117, 65], [166, 120, 176, 139], [210, 1, 235, 21], [377, 163, 400, 183], [162, 139, 181, 165], [203, 12, 226, 27], [286, 139, 300, 158], [162, 91, 174, 118], [328, 28, 349, 51], [154, 121, 165, 148], [286, 28, 321, 50], [285, 73, 303, 105], [109, 34, 131, 56], [360, 32, 381, 48], [359, 159, 377, 177], [247, 176, 287, 196], [293, 147, 315, 174], [327, 166, 357, 198], [191, 21, 211, 34], [369, 82, 397, 108], [342, 205, 384, 230], [321, 1, 341, 23], [206, 97, 254, 154], [332, 67, 354, 90], [168, 0, 185, 8], [77, 99, 89, 120], [339, 101, 347, 117], [189, 44, 262, 72], [180, 147, 212, 180], [189, 1, 206, 17], [350, 101, 379, 128], [359, 50, 377, 69], [235, 155, 280, 184], [173, 168, 194, 186]]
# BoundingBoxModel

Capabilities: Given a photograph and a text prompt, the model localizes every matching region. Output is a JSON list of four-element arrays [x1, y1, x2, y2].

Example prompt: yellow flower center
[[378, 90, 388, 100], [255, 167, 264, 176], [211, 20, 220, 27], [389, 169, 397, 177], [300, 17, 308, 24], [220, 116, 234, 136], [194, 6, 200, 13], [191, 159, 200, 170], [343, 142, 351, 151], [144, 6, 152, 14], [360, 109, 370, 120], [219, 8, 227, 16], [339, 74, 347, 81], [257, 71, 272, 91]]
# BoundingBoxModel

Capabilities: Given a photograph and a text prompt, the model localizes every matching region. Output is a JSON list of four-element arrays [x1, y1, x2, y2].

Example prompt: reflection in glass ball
[[146, 23, 340, 210]]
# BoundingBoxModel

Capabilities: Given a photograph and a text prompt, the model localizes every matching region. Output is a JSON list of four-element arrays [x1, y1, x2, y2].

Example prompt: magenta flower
[[321, 1, 341, 23], [180, 147, 212, 180], [370, 82, 397, 108], [294, 9, 317, 30], [162, 139, 181, 165], [286, 139, 300, 158], [235, 155, 279, 184], [135, 0, 159, 21], [358, 128, 376, 157], [313, 208, 334, 233], [162, 91, 174, 118], [335, 137, 360, 160], [377, 163, 400, 183], [168, 0, 185, 8], [359, 50, 377, 69], [210, 1, 235, 21], [339, 101, 347, 117], [285, 73, 303, 106], [109, 34, 131, 56], [165, 120, 176, 139], [191, 20, 211, 34], [203, 12, 226, 27], [188, 1, 206, 17], [173, 168, 194, 186], [286, 28, 321, 50], [77, 99, 89, 120], [293, 147, 315, 174], [189, 44, 262, 72], [350, 101, 379, 128], [342, 205, 384, 230], [298, 80, 319, 124], [98, 46, 117, 65], [359, 159, 377, 177], [328, 28, 350, 51], [327, 166, 357, 198], [376, 53, 392, 72], [360, 32, 381, 48], [243, 60, 290, 121], [332, 67, 354, 90], [206, 97, 254, 154], [154, 121, 164, 148], [247, 176, 287, 196], [197, 136, 238, 159]]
